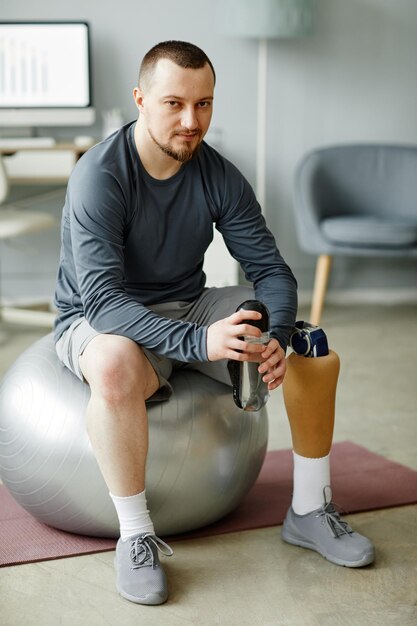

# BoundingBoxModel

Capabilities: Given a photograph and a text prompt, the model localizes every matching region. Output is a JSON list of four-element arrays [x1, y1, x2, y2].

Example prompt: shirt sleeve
[[216, 163, 298, 349], [68, 167, 208, 362]]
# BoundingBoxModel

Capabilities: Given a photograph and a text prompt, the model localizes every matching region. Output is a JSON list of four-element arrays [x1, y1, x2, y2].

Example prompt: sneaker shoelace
[[316, 486, 354, 539], [129, 533, 174, 569]]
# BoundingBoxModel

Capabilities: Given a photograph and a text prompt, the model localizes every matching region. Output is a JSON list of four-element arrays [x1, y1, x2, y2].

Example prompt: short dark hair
[[138, 40, 216, 89]]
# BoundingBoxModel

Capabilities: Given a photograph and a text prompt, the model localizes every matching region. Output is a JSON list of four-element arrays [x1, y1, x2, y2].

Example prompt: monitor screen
[[0, 21, 94, 127]]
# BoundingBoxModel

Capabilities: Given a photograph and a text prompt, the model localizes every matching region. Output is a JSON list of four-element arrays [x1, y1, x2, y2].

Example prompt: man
[[54, 40, 374, 606]]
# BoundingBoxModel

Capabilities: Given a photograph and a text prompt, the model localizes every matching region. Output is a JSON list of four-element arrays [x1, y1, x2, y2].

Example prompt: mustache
[[172, 129, 202, 138]]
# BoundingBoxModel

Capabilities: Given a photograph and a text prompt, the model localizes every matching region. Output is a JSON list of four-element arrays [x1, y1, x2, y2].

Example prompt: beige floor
[[1, 304, 416, 626]]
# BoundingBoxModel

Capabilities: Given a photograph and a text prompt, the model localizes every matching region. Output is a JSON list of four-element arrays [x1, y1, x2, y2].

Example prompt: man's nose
[[180, 107, 198, 130]]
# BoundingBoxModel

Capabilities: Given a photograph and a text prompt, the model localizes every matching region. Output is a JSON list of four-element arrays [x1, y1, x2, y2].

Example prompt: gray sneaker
[[282, 490, 375, 568], [114, 532, 173, 605]]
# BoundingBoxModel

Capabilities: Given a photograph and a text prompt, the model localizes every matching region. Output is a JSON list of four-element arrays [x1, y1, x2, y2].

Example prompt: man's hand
[[257, 337, 286, 391], [207, 311, 287, 390], [207, 309, 265, 362]]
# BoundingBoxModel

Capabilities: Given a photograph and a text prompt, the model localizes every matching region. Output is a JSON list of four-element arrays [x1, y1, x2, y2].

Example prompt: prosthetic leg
[[282, 349, 340, 458], [281, 345, 374, 567]]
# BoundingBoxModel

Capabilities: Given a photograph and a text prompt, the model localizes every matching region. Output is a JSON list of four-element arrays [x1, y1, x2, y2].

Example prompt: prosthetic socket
[[228, 300, 270, 412]]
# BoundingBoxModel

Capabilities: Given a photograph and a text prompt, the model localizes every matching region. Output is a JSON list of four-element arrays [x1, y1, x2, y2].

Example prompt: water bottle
[[227, 300, 270, 412]]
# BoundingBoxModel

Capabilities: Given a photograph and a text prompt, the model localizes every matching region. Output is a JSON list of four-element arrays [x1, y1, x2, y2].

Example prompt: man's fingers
[[230, 310, 262, 324], [258, 353, 281, 372], [206, 310, 270, 362], [256, 361, 286, 390], [228, 348, 265, 362], [239, 339, 265, 354], [267, 375, 285, 391]]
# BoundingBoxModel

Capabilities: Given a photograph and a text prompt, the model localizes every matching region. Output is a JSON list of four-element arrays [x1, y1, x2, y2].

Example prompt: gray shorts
[[55, 286, 254, 401]]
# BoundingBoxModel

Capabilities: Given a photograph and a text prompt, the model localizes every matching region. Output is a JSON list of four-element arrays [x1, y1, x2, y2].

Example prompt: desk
[[0, 141, 94, 184]]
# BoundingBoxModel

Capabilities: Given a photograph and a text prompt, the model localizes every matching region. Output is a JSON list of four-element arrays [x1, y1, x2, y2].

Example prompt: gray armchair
[[293, 144, 417, 324]]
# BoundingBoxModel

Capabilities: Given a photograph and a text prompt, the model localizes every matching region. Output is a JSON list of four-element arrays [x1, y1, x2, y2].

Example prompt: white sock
[[291, 451, 331, 515], [110, 490, 155, 540]]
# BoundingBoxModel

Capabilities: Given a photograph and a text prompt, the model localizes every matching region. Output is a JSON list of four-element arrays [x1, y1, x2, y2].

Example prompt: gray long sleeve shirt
[[54, 121, 297, 361]]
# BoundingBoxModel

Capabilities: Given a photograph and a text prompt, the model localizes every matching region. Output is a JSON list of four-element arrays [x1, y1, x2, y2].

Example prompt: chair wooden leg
[[310, 254, 332, 326]]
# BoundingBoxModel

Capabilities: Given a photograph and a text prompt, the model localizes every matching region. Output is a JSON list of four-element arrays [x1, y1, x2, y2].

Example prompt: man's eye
[[198, 101, 211, 108], [166, 101, 179, 107]]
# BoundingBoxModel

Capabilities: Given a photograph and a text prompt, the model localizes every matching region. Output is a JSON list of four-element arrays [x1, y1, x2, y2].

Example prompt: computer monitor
[[0, 21, 95, 129]]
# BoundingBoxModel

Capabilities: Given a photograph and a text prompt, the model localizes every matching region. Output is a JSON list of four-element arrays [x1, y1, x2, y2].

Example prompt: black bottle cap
[[236, 300, 270, 333]]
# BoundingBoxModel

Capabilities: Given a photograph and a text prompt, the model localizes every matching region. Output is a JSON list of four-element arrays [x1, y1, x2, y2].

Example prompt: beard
[[148, 128, 203, 163]]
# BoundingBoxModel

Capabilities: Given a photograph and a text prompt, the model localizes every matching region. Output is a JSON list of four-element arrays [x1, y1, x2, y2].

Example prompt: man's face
[[134, 58, 215, 163]]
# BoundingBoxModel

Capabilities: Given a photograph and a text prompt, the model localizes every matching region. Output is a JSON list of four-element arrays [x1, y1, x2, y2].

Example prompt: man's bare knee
[[80, 334, 160, 402]]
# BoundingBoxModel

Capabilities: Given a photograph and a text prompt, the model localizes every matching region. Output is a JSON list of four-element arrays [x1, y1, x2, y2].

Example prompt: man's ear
[[133, 87, 145, 113]]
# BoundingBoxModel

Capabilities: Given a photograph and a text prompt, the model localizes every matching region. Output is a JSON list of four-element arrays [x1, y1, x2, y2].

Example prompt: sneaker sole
[[117, 586, 168, 605], [282, 528, 375, 568]]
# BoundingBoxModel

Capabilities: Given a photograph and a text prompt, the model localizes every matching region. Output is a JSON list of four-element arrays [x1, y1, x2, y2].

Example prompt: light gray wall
[[2, 0, 417, 304]]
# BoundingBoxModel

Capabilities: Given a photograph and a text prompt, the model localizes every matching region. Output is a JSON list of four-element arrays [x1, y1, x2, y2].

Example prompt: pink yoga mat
[[1, 441, 416, 567]]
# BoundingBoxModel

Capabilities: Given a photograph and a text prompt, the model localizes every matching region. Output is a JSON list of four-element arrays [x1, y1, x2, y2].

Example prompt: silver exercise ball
[[0, 333, 268, 538]]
